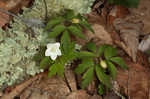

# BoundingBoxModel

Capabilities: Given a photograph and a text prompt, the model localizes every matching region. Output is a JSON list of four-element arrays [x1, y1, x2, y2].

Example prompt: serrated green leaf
[[104, 46, 117, 60], [81, 67, 94, 89], [80, 20, 95, 33], [75, 58, 94, 74], [68, 25, 86, 40], [49, 24, 66, 38], [40, 57, 52, 69], [98, 44, 108, 57], [110, 57, 128, 70], [61, 30, 70, 54], [107, 61, 117, 80], [98, 84, 105, 95], [96, 65, 111, 88], [85, 42, 97, 53], [44, 17, 64, 30], [77, 51, 97, 58]]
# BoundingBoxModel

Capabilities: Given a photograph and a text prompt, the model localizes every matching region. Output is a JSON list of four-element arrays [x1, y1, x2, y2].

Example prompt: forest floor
[[0, 0, 150, 99]]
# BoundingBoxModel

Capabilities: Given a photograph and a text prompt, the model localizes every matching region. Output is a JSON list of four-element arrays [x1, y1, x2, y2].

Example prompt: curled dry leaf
[[113, 18, 143, 62]]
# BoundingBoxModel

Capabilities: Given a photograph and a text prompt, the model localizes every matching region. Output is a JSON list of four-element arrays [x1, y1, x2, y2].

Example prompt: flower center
[[50, 47, 56, 52]]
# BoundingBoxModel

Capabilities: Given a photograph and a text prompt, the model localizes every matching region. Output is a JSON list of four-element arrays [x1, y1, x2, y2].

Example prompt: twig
[[0, 8, 45, 28], [43, 0, 48, 20]]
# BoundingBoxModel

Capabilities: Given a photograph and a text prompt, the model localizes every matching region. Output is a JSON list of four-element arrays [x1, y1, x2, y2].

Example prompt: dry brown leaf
[[64, 69, 77, 92], [128, 0, 150, 34], [113, 18, 143, 62], [75, 14, 113, 46], [19, 73, 70, 99], [0, 0, 32, 27], [66, 90, 91, 99], [2, 72, 44, 99], [116, 58, 150, 99]]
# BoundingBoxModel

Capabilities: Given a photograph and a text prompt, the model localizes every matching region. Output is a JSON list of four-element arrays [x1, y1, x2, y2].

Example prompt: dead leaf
[[2, 72, 44, 99], [128, 0, 150, 34], [64, 69, 77, 92], [75, 14, 113, 46], [116, 58, 150, 99], [66, 90, 91, 99], [0, 0, 32, 27], [113, 18, 143, 62]]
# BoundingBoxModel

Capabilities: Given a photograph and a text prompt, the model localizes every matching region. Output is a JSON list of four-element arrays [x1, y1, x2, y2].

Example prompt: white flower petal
[[45, 48, 51, 56], [50, 55, 57, 60], [45, 42, 62, 60], [55, 42, 60, 48], [57, 49, 62, 56]]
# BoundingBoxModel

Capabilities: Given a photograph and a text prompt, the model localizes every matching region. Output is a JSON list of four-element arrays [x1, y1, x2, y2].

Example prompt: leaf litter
[[0, 0, 150, 99]]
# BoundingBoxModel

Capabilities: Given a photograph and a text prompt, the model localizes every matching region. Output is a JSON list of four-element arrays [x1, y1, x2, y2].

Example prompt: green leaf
[[81, 67, 94, 89], [48, 63, 64, 78], [108, 0, 114, 4], [57, 63, 64, 78], [75, 58, 94, 74], [68, 25, 86, 40], [104, 46, 117, 60], [98, 84, 105, 95], [109, 0, 139, 8], [107, 61, 117, 80], [49, 24, 66, 38], [110, 57, 128, 70], [40, 57, 52, 69], [80, 20, 95, 33], [85, 42, 97, 53], [64, 9, 75, 20], [77, 51, 97, 58], [48, 64, 57, 78], [61, 30, 70, 54], [98, 44, 108, 57], [96, 65, 111, 88], [44, 17, 64, 30]]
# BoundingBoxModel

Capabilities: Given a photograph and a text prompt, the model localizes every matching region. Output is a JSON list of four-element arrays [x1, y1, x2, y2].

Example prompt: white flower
[[45, 42, 62, 60]]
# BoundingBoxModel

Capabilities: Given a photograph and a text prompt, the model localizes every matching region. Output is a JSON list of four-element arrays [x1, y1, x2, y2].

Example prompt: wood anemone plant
[[34, 9, 128, 95]]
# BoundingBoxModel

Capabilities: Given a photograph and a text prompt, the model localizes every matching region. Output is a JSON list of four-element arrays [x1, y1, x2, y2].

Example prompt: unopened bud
[[72, 18, 80, 23], [100, 60, 107, 69]]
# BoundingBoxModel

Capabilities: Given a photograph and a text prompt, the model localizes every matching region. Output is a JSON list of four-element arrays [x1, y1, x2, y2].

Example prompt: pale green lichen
[[58, 0, 95, 14], [0, 0, 94, 89]]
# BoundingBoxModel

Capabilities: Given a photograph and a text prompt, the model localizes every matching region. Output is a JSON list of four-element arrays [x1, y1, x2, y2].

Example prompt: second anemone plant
[[35, 9, 128, 94]]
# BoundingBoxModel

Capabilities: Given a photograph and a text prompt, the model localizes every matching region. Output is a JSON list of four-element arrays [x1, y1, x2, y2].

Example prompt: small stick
[[0, 8, 45, 28]]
